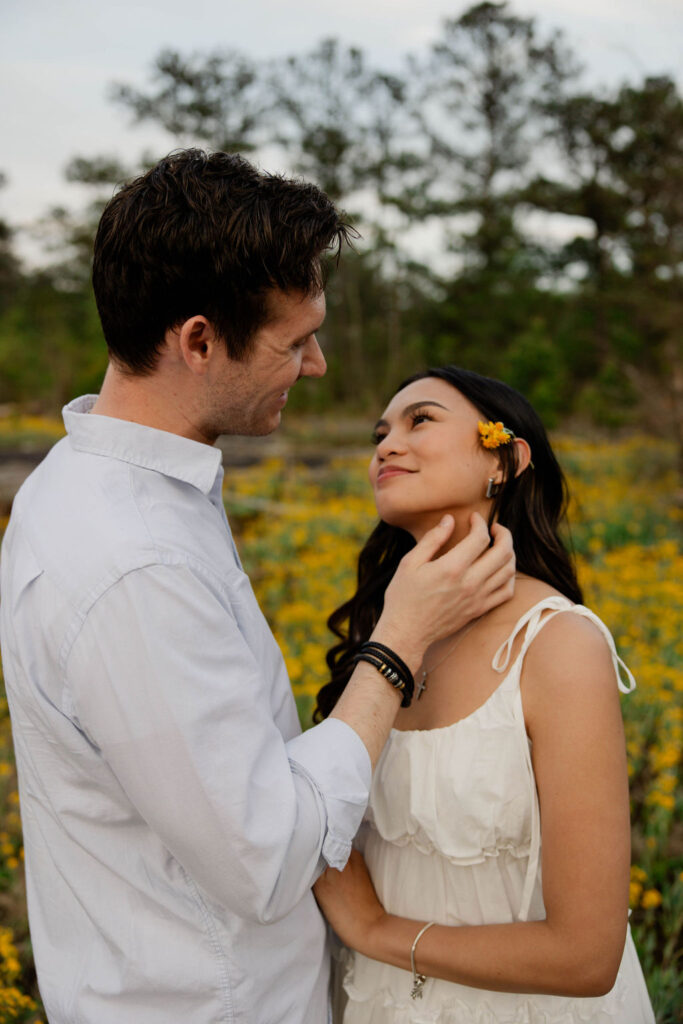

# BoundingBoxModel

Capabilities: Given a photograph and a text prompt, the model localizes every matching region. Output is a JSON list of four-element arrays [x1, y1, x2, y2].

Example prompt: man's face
[[206, 288, 327, 438]]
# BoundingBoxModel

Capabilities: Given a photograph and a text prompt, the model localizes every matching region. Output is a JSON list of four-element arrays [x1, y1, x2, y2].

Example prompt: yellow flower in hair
[[478, 421, 514, 450]]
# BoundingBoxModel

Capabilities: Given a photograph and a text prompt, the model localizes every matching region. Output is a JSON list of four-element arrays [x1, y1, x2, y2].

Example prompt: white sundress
[[338, 597, 656, 1024]]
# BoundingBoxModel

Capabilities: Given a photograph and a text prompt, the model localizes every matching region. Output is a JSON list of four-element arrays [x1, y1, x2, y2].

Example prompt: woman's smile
[[375, 465, 416, 483]]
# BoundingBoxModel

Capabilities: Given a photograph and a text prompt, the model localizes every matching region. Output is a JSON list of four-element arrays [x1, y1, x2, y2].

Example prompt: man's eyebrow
[[293, 318, 325, 343], [373, 400, 449, 431]]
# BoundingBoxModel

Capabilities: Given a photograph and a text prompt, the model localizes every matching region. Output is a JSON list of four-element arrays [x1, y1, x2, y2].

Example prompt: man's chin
[[247, 410, 282, 437]]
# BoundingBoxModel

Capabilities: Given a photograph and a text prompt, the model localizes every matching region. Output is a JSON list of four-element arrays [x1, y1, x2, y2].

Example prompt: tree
[[0, 173, 22, 314], [111, 48, 268, 153], [526, 76, 683, 454], [268, 38, 410, 208], [399, 1, 577, 279]]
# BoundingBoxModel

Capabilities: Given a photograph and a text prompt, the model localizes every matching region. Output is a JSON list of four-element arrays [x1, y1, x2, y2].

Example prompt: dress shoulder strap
[[491, 597, 636, 694], [492, 596, 636, 923]]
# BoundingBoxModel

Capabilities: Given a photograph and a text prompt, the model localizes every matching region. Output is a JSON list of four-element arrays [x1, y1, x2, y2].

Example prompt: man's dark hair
[[92, 149, 353, 372]]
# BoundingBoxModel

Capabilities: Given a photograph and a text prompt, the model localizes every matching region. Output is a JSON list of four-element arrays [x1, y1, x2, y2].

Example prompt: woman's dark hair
[[314, 365, 582, 721], [93, 148, 354, 373]]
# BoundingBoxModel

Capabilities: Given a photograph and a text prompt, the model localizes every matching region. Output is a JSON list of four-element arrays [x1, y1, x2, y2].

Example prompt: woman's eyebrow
[[373, 400, 449, 431]]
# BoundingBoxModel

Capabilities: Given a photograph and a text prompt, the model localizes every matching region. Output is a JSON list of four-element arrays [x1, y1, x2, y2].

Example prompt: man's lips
[[376, 466, 415, 482]]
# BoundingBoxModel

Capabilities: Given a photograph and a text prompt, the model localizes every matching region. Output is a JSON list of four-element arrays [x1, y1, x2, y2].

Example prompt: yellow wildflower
[[629, 881, 643, 907], [640, 889, 662, 909], [478, 421, 513, 449]]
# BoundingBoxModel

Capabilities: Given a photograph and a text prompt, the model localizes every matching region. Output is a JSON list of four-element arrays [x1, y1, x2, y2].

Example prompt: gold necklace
[[416, 616, 482, 700]]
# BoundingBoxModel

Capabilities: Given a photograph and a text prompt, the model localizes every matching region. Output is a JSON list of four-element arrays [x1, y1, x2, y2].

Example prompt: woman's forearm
[[363, 913, 625, 999]]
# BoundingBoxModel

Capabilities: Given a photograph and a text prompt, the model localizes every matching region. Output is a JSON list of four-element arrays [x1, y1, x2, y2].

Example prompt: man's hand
[[329, 513, 515, 765], [376, 513, 515, 674]]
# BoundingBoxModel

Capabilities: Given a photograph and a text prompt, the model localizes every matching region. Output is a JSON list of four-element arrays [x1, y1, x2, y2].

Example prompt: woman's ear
[[491, 438, 532, 486], [512, 437, 532, 477]]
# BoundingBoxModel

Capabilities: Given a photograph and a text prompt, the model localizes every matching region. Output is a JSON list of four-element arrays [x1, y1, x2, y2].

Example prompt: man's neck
[[91, 363, 214, 445]]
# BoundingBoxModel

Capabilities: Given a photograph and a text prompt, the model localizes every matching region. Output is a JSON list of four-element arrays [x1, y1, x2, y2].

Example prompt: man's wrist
[[369, 621, 424, 678]]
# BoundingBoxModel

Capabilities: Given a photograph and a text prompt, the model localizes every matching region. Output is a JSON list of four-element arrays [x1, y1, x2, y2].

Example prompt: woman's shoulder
[[488, 575, 570, 633], [516, 589, 621, 728], [506, 577, 606, 648]]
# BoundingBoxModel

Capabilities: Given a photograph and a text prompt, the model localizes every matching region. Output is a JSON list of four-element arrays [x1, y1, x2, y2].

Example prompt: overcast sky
[[2, 0, 682, 263]]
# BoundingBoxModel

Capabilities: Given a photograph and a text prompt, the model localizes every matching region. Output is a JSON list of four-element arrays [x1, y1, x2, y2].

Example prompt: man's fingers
[[478, 559, 516, 603], [407, 514, 456, 563], [465, 525, 515, 587], [426, 511, 491, 569]]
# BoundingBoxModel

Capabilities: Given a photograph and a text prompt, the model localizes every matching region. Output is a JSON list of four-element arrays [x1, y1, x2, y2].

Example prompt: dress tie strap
[[491, 596, 573, 674], [568, 606, 637, 693]]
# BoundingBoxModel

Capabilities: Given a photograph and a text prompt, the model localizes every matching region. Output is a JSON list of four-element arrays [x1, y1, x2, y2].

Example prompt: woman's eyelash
[[372, 409, 433, 444]]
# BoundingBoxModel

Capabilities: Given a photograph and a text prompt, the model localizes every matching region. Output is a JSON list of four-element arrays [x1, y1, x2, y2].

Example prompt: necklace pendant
[[416, 671, 427, 700]]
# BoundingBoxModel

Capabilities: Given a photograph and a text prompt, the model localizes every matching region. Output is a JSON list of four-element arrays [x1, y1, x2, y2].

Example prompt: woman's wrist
[[358, 909, 396, 962]]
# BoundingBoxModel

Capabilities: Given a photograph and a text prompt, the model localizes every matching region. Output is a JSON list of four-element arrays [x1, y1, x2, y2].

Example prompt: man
[[0, 149, 514, 1023]]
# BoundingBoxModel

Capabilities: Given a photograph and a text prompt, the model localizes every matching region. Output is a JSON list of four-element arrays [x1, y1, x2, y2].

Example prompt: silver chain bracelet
[[410, 921, 436, 999]]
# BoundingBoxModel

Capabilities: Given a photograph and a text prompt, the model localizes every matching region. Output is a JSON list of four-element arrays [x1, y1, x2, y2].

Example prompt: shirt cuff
[[287, 718, 372, 870]]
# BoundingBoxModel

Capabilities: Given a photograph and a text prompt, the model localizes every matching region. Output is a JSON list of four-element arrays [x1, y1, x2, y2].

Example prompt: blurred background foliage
[[0, 1, 681, 477]]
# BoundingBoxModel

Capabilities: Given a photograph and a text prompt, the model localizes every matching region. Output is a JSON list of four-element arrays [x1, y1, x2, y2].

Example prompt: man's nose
[[302, 336, 326, 379]]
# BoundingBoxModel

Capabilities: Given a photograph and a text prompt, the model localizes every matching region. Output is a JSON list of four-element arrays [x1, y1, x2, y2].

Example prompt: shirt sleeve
[[65, 561, 371, 924]]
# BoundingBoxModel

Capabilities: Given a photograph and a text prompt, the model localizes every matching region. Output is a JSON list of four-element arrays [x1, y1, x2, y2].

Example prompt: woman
[[313, 367, 655, 1023]]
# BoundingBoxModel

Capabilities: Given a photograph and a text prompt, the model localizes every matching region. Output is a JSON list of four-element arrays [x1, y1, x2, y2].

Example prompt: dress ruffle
[[363, 817, 533, 867]]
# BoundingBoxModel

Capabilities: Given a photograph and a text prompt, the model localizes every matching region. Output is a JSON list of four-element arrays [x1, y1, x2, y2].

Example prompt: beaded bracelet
[[353, 641, 415, 707], [361, 642, 413, 688]]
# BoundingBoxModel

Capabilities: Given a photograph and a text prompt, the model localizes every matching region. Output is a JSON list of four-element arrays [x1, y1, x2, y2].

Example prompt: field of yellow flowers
[[0, 433, 681, 1021]]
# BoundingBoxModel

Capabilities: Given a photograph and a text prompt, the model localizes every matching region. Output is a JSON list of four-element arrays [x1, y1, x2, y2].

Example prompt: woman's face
[[369, 377, 499, 538]]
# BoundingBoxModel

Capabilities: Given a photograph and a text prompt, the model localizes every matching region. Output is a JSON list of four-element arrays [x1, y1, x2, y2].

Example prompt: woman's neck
[[409, 507, 491, 553]]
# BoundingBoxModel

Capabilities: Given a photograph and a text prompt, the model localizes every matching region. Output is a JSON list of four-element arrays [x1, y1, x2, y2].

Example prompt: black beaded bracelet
[[354, 641, 415, 708], [354, 652, 412, 707], [361, 642, 413, 689]]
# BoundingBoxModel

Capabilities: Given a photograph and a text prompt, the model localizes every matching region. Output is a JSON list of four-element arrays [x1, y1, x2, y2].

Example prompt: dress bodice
[[365, 597, 635, 921]]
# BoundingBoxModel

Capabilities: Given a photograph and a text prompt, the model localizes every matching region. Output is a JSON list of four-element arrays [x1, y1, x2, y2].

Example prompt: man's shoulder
[[7, 438, 228, 613]]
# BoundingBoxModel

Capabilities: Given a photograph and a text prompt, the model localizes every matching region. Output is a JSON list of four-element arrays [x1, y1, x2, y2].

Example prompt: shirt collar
[[63, 395, 223, 496]]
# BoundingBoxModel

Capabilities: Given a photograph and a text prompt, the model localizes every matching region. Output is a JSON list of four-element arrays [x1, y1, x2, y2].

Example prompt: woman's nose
[[375, 429, 403, 459]]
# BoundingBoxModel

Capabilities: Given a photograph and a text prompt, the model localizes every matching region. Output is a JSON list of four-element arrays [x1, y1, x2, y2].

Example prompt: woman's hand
[[313, 849, 387, 955]]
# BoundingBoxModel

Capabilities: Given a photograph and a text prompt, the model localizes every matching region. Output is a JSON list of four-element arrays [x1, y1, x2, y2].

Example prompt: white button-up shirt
[[0, 396, 371, 1024]]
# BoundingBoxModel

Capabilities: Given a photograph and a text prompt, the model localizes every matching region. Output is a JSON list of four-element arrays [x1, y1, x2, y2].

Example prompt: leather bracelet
[[360, 641, 413, 690], [353, 652, 409, 704], [354, 641, 415, 708]]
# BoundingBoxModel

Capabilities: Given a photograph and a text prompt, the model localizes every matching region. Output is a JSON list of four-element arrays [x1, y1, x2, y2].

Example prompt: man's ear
[[176, 316, 219, 375]]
